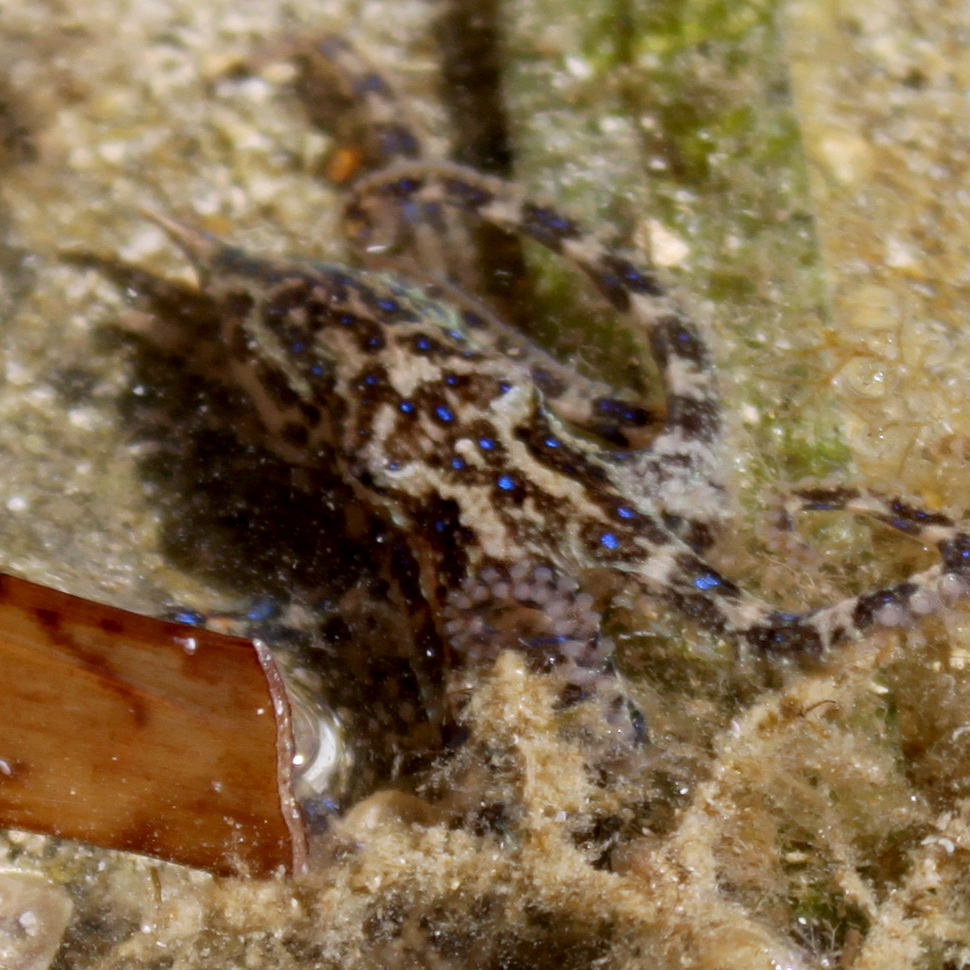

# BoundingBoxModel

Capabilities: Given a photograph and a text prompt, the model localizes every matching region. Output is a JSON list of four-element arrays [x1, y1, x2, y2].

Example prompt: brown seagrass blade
[[0, 572, 307, 878]]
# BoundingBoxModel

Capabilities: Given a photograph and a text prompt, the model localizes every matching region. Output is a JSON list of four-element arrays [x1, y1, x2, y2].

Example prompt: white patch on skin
[[661, 486, 725, 522], [645, 434, 717, 462], [485, 379, 531, 419], [665, 357, 716, 399], [723, 598, 777, 629], [478, 198, 527, 231], [447, 484, 519, 560], [364, 403, 399, 471], [919, 524, 960, 545], [384, 344, 443, 398], [453, 437, 486, 468], [562, 237, 607, 265], [416, 414, 447, 446], [610, 545, 676, 588], [629, 291, 683, 326]]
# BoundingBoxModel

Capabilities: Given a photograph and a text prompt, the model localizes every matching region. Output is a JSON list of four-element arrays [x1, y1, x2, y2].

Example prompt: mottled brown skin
[[127, 36, 970, 749]]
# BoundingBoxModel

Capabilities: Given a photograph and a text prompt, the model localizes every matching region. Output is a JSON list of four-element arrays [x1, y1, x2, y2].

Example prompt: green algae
[[503, 0, 847, 490]]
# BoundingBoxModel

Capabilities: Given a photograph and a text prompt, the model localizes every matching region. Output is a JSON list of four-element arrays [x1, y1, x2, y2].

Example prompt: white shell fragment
[[0, 871, 73, 970]]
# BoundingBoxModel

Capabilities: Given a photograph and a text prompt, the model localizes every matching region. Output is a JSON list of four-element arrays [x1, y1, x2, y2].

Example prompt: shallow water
[[0, 0, 969, 968]]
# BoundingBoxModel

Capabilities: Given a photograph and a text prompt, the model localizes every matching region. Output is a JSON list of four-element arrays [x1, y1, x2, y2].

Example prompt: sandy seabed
[[1, 0, 970, 967]]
